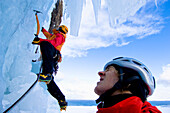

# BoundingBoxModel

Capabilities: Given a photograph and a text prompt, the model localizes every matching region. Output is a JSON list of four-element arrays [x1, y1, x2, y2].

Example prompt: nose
[[98, 71, 105, 77]]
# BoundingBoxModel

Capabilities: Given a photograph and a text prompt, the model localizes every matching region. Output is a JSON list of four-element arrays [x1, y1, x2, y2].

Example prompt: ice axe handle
[[33, 10, 42, 36]]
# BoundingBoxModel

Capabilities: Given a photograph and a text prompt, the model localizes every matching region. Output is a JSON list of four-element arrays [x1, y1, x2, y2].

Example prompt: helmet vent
[[113, 57, 123, 60], [132, 60, 142, 66], [122, 59, 130, 62], [143, 67, 149, 73]]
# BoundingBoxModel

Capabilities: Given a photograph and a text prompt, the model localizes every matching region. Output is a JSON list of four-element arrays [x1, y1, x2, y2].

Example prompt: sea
[[65, 100, 170, 113]]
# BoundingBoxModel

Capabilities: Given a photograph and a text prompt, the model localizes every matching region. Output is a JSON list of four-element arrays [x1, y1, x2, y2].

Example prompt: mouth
[[97, 78, 104, 85], [100, 78, 104, 81]]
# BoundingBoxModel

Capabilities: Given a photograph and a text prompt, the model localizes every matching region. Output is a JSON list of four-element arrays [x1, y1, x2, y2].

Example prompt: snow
[[65, 106, 97, 113], [0, 0, 163, 112], [66, 106, 170, 113], [157, 106, 170, 113]]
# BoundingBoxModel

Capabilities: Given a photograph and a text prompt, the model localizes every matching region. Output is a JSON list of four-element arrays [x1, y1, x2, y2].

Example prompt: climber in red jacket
[[32, 25, 68, 80], [94, 57, 162, 113], [32, 25, 68, 111]]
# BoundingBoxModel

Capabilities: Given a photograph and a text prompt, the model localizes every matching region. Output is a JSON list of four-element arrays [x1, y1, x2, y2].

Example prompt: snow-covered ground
[[65, 106, 169, 113]]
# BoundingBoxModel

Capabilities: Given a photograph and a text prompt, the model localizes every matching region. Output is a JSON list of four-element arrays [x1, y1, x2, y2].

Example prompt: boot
[[38, 73, 52, 84], [58, 100, 68, 111]]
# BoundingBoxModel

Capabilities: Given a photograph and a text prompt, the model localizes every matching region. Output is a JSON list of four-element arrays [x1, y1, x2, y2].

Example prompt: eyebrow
[[105, 65, 114, 70]]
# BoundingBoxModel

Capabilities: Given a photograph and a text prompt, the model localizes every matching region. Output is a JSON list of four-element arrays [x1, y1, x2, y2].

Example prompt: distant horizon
[[67, 99, 170, 106], [67, 99, 170, 101]]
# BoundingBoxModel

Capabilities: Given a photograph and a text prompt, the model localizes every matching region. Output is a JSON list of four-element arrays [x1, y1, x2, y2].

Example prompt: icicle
[[155, 0, 158, 8], [92, 0, 101, 24]]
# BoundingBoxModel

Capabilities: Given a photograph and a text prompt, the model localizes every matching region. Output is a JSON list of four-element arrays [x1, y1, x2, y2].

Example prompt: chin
[[94, 86, 103, 96]]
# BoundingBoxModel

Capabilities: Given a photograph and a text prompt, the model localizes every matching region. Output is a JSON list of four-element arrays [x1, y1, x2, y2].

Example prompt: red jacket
[[97, 96, 162, 113], [39, 28, 66, 51]]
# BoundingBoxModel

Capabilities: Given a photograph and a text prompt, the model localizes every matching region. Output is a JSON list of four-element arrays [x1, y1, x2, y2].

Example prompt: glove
[[32, 36, 40, 45], [41, 27, 44, 32]]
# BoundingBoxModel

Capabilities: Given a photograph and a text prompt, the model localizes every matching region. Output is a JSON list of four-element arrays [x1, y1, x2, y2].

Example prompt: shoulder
[[115, 96, 143, 107], [97, 96, 143, 113]]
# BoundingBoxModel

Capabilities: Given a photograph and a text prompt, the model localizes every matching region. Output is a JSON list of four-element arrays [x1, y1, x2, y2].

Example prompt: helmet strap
[[119, 68, 124, 92]]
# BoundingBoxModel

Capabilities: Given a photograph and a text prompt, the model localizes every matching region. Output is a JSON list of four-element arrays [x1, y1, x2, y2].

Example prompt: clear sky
[[56, 0, 170, 100]]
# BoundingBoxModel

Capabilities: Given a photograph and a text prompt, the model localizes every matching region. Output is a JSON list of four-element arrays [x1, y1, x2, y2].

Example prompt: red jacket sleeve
[[41, 28, 53, 39]]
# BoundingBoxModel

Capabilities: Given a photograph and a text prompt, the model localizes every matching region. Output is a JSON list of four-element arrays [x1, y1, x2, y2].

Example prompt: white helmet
[[104, 57, 155, 96]]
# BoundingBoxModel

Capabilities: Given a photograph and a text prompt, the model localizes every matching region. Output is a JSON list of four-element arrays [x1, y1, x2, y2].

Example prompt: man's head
[[95, 57, 155, 102]]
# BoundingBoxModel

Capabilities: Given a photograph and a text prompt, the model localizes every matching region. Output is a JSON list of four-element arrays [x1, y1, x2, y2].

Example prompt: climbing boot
[[38, 73, 52, 84], [59, 100, 68, 111]]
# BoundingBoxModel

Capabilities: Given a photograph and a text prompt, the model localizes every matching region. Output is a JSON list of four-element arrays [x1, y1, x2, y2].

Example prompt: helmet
[[104, 57, 155, 96], [58, 25, 68, 34]]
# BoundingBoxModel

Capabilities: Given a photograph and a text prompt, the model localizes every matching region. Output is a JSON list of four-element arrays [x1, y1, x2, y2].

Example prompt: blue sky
[[55, 0, 170, 100]]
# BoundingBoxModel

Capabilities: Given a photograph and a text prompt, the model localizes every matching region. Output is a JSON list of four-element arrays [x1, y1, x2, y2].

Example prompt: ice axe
[[33, 10, 42, 37], [33, 10, 42, 53], [33, 10, 42, 15]]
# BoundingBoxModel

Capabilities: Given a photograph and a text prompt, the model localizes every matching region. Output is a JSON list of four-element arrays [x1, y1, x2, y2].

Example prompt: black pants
[[40, 41, 57, 74], [40, 41, 65, 101], [47, 77, 65, 101]]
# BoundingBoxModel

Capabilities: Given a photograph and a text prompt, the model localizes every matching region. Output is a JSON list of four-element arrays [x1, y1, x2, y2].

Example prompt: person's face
[[94, 66, 119, 96]]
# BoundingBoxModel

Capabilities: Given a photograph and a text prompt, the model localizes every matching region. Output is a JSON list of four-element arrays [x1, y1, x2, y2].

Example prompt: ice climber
[[94, 57, 162, 113], [32, 25, 68, 111]]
